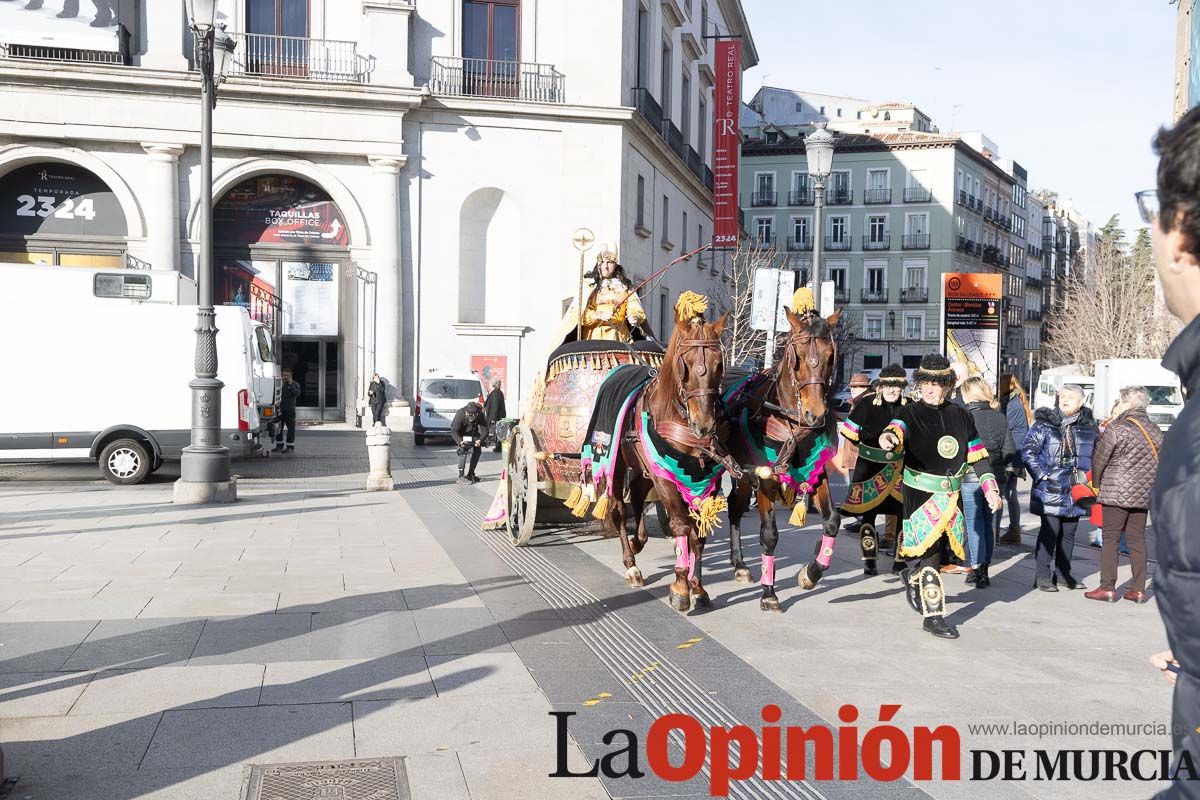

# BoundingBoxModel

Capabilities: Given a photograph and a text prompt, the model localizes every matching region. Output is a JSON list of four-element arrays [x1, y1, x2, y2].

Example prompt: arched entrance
[[0, 162, 131, 267], [214, 173, 351, 421]]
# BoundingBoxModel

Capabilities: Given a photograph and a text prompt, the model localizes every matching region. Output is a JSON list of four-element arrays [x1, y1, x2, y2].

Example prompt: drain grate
[[240, 757, 410, 800]]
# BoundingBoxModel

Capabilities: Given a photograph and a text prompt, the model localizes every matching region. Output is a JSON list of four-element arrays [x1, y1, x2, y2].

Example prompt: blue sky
[[739, 0, 1177, 234]]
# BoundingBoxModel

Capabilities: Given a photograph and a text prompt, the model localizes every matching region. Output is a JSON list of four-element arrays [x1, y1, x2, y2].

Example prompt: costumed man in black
[[483, 379, 506, 452], [879, 354, 1002, 639], [838, 364, 908, 576], [451, 402, 487, 483]]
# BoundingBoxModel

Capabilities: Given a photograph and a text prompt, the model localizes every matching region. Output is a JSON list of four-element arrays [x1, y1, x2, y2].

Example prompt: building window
[[701, 0, 708, 36], [795, 101, 803, 112], [698, 96, 707, 161], [636, 5, 650, 87], [662, 195, 670, 242], [660, 40, 672, 115], [792, 216, 810, 242], [864, 315, 883, 341], [868, 215, 888, 243], [682, 210, 688, 251], [636, 175, 645, 228], [462, 0, 519, 62], [863, 354, 884, 369], [819, 105, 825, 115], [681, 68, 691, 143], [828, 215, 848, 244], [905, 213, 928, 236], [830, 169, 851, 200], [904, 313, 923, 340], [249, 0, 309, 36], [865, 263, 885, 291], [902, 354, 922, 369], [765, 131, 778, 144], [827, 266, 847, 290], [754, 216, 774, 244], [905, 263, 926, 287], [837, 107, 842, 117], [659, 287, 670, 339]]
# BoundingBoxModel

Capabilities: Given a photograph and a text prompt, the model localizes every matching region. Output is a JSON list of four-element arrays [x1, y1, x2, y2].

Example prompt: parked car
[[413, 372, 484, 445]]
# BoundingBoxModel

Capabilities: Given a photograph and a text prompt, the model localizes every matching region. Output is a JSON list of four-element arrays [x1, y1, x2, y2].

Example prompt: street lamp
[[804, 122, 835, 314], [175, 1, 238, 505]]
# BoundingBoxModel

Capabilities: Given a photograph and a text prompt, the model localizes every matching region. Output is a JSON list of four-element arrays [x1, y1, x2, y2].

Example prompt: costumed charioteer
[[878, 353, 1002, 640], [837, 363, 908, 576], [578, 242, 649, 343]]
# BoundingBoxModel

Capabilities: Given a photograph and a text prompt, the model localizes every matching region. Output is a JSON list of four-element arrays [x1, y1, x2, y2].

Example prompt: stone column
[[140, 1, 189, 71], [368, 156, 409, 422], [362, 2, 415, 87], [141, 143, 185, 273]]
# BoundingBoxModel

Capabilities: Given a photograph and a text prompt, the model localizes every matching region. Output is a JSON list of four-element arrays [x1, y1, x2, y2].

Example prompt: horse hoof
[[798, 562, 824, 590], [669, 591, 692, 612], [733, 567, 754, 584], [759, 596, 782, 613], [690, 592, 713, 610], [625, 567, 644, 587]]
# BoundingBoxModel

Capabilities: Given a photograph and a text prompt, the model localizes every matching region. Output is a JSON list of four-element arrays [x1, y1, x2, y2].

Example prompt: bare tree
[[1044, 221, 1180, 368], [712, 241, 771, 368]]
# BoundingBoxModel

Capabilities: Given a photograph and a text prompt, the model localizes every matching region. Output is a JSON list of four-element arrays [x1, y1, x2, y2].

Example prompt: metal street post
[[176, 0, 237, 505], [804, 123, 835, 315]]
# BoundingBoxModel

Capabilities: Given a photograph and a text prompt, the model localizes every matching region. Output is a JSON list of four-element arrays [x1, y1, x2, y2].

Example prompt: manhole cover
[[240, 756, 410, 800]]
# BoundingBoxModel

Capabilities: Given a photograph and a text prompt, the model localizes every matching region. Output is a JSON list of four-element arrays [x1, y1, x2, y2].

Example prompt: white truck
[[1034, 365, 1095, 412], [0, 267, 273, 483], [1092, 358, 1183, 430]]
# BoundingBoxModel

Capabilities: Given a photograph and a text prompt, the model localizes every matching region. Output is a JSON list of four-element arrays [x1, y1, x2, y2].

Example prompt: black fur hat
[[878, 363, 908, 387], [914, 354, 956, 389]]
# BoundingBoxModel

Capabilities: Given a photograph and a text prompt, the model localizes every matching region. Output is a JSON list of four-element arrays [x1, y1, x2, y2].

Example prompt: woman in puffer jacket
[[1085, 386, 1164, 605], [1021, 384, 1099, 592]]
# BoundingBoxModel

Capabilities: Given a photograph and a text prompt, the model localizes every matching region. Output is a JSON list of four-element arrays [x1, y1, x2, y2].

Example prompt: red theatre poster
[[712, 38, 742, 249], [471, 355, 507, 396]]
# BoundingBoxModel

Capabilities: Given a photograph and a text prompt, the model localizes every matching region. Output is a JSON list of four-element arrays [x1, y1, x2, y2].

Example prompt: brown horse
[[723, 306, 842, 611], [599, 306, 737, 612]]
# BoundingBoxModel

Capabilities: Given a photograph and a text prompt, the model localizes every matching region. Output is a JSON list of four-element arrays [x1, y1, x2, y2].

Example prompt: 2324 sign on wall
[[0, 164, 126, 238]]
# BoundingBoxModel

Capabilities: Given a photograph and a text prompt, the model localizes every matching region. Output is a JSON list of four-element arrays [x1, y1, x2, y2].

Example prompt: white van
[[413, 371, 484, 446], [0, 302, 266, 484]]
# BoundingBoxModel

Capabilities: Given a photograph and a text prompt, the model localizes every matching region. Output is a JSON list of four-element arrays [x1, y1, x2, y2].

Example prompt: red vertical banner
[[712, 39, 742, 248]]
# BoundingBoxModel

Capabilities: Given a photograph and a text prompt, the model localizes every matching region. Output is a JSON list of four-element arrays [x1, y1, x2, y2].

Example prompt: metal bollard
[[365, 423, 395, 491]]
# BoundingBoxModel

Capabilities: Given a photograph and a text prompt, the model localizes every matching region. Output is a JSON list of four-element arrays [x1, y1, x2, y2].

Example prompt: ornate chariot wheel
[[505, 424, 539, 546]]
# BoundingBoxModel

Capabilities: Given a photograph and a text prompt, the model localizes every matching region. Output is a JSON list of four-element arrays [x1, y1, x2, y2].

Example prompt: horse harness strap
[[656, 419, 713, 449]]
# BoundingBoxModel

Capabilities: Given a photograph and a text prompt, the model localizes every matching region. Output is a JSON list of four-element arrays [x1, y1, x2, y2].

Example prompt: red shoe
[[1084, 587, 1120, 603], [1122, 590, 1148, 604]]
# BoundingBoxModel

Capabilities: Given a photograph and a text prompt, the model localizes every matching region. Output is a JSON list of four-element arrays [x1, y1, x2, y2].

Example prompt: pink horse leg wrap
[[760, 555, 776, 586], [816, 535, 837, 568], [687, 549, 697, 582], [674, 537, 689, 572]]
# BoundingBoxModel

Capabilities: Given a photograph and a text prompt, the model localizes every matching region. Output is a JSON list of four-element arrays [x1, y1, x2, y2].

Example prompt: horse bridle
[[761, 315, 836, 430], [670, 335, 724, 427]]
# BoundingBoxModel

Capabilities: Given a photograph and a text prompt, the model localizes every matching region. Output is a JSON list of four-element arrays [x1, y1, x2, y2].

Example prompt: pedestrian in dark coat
[[451, 402, 487, 483], [1085, 387, 1163, 604], [1021, 385, 1098, 592], [997, 373, 1033, 543], [960, 378, 1016, 588], [367, 373, 388, 426], [1144, 108, 1200, 797], [483, 380, 506, 452], [273, 369, 303, 453]]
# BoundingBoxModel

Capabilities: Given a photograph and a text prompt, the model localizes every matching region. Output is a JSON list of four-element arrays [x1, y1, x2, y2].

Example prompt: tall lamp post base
[[173, 476, 238, 504]]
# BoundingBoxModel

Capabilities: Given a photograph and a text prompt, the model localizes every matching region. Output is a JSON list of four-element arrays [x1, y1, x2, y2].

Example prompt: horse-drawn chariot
[[485, 339, 667, 545]]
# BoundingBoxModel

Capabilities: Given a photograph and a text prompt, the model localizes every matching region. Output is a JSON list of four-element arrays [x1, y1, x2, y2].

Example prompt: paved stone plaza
[[0, 429, 1176, 799]]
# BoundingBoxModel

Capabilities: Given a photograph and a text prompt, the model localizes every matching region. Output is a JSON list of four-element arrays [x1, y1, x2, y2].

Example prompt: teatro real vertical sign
[[712, 39, 742, 248]]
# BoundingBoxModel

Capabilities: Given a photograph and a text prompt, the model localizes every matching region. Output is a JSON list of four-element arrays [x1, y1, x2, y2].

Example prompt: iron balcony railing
[[630, 87, 664, 130], [824, 235, 851, 251], [958, 190, 969, 206], [864, 188, 892, 204], [957, 236, 969, 252], [752, 234, 776, 248], [833, 287, 850, 303], [968, 195, 979, 211], [905, 186, 933, 203], [787, 235, 813, 251], [1026, 309, 1042, 321], [629, 87, 710, 188], [788, 188, 814, 206], [828, 188, 853, 205], [431, 55, 564, 101], [0, 40, 128, 66], [984, 206, 996, 222], [901, 287, 929, 303], [861, 288, 889, 303], [665, 121, 686, 160], [863, 234, 891, 250], [225, 32, 374, 83], [902, 234, 930, 249], [751, 191, 777, 207]]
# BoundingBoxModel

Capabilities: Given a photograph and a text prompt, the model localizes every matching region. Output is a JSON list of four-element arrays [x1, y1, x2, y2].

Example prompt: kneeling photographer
[[451, 402, 487, 484]]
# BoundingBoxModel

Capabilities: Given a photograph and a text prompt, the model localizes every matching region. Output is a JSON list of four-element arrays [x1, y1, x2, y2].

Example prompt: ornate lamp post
[[175, 0, 238, 504], [804, 123, 835, 314]]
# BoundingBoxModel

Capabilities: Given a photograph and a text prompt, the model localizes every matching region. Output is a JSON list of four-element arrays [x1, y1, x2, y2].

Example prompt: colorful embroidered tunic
[[581, 278, 647, 342], [882, 400, 998, 560], [838, 391, 905, 516]]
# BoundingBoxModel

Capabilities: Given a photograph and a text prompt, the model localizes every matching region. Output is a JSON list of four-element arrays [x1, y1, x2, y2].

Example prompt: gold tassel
[[592, 494, 612, 520], [564, 484, 582, 509], [789, 502, 807, 527], [571, 493, 592, 518], [688, 495, 728, 539]]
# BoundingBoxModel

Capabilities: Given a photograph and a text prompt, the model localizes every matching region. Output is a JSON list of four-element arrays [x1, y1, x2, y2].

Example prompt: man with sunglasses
[[1140, 107, 1200, 798]]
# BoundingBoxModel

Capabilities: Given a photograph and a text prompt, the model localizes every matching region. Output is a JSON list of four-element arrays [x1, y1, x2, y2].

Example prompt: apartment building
[[0, 0, 756, 420], [1024, 192, 1046, 384], [739, 115, 1017, 378]]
